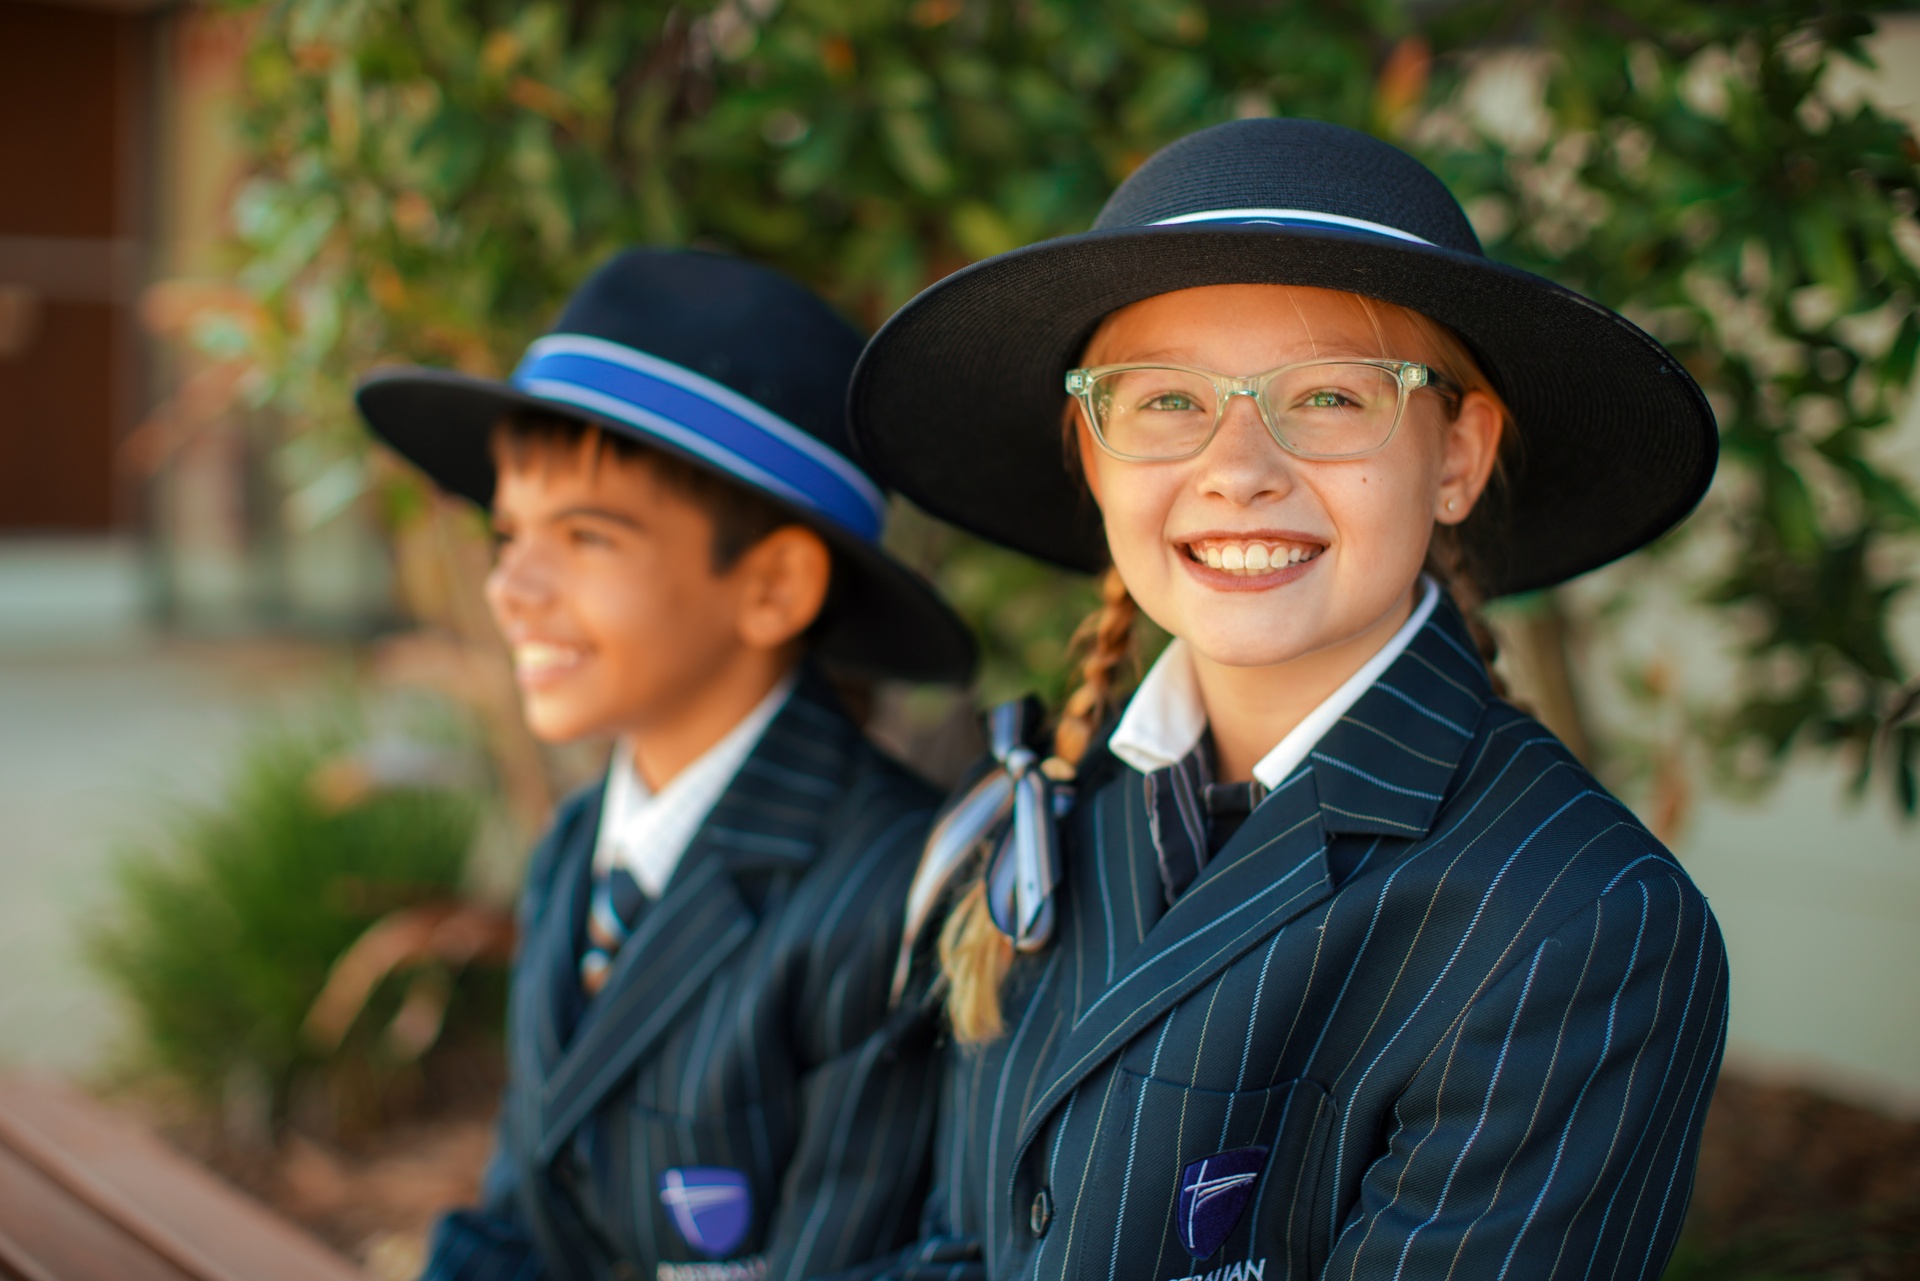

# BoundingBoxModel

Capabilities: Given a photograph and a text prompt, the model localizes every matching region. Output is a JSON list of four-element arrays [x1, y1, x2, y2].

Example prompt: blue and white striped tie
[[580, 866, 648, 995]]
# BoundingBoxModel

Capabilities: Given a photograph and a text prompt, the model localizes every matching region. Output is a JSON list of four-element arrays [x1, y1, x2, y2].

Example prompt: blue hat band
[[511, 334, 887, 543]]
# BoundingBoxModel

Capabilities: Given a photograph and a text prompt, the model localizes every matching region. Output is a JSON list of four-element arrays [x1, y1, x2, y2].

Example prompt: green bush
[[89, 708, 487, 1133]]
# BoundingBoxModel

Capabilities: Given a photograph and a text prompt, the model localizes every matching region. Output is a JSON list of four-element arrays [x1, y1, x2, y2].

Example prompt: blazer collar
[[1010, 593, 1493, 1167], [1109, 577, 1443, 790], [661, 662, 863, 882], [522, 664, 864, 1162], [1302, 590, 1490, 840]]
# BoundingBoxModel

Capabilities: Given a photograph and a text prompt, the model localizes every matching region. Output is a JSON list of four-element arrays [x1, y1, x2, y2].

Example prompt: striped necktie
[[580, 866, 648, 995], [1145, 737, 1267, 905]]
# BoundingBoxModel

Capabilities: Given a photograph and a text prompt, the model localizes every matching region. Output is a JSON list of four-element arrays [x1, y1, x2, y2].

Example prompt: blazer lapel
[[1013, 594, 1494, 1160], [536, 856, 758, 1161], [498, 794, 602, 1280], [534, 667, 861, 1163], [1306, 594, 1490, 839], [1012, 764, 1335, 1158], [510, 794, 599, 1089]]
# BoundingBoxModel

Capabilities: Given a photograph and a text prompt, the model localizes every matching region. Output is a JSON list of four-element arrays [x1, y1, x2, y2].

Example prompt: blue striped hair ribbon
[[511, 333, 889, 542], [1150, 207, 1436, 246]]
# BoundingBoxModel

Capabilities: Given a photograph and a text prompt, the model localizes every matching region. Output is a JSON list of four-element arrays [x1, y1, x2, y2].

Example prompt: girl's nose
[[1195, 395, 1294, 505]]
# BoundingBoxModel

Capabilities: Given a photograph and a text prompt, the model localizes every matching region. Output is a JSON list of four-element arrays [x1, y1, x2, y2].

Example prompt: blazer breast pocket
[[1082, 1071, 1335, 1281], [620, 1100, 793, 1262]]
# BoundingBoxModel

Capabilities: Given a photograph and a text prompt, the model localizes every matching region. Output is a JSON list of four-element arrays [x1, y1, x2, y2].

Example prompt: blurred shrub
[[89, 708, 495, 1138]]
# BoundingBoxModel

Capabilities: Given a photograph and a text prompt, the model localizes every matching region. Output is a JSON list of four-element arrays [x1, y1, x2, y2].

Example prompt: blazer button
[[1030, 1186, 1054, 1238]]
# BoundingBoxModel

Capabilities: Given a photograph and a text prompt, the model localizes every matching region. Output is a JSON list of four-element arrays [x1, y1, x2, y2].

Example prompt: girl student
[[850, 120, 1728, 1281]]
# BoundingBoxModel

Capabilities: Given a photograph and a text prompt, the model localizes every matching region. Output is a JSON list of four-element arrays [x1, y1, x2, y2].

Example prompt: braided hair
[[939, 566, 1138, 1044]]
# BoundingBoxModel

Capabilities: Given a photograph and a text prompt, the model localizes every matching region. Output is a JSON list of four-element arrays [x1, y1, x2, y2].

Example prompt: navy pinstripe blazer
[[424, 669, 942, 1281], [900, 595, 1728, 1281]]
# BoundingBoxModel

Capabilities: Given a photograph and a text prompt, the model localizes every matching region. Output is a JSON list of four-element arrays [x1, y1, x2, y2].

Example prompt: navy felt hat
[[848, 119, 1719, 596], [357, 248, 974, 683]]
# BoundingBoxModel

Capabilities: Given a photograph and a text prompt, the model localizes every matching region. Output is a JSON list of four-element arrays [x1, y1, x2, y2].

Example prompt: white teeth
[[514, 642, 581, 673], [1189, 541, 1322, 575]]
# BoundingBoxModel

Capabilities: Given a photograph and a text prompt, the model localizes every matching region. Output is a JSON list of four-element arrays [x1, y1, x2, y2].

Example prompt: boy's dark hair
[[494, 410, 794, 571]]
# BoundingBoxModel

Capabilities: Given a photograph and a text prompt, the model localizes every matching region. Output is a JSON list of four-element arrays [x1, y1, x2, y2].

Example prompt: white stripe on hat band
[[514, 377, 841, 528], [1149, 208, 1433, 245]]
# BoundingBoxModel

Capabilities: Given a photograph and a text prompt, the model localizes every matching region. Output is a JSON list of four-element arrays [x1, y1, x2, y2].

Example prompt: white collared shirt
[[1108, 577, 1441, 790], [592, 671, 798, 898]]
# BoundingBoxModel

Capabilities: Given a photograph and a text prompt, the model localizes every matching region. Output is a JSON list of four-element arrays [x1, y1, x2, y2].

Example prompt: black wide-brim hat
[[357, 248, 974, 683], [849, 119, 1718, 595]]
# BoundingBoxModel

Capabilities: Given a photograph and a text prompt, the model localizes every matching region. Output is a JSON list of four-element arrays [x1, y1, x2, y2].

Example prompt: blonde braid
[[939, 568, 1138, 1043], [1053, 567, 1140, 767]]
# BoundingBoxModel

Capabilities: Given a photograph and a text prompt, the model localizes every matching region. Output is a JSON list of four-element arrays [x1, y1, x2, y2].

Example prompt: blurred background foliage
[[173, 0, 1920, 821], [89, 699, 509, 1141]]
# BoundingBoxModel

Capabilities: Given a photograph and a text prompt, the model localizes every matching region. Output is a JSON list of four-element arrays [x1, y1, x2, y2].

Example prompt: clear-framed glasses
[[1064, 359, 1457, 463]]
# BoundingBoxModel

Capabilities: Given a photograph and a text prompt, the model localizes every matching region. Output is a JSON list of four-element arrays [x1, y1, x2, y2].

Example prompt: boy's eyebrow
[[550, 504, 646, 528]]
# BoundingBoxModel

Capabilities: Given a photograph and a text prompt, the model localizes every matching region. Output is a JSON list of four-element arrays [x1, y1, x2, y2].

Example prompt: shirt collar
[[594, 669, 799, 896], [1107, 576, 1441, 790]]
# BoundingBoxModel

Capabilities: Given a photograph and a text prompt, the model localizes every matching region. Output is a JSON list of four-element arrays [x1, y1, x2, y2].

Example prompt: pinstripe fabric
[[422, 668, 944, 1281], [1144, 743, 1213, 904], [897, 594, 1727, 1281]]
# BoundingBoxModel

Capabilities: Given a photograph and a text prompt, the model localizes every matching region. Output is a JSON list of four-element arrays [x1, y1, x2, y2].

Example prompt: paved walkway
[[0, 636, 333, 1075]]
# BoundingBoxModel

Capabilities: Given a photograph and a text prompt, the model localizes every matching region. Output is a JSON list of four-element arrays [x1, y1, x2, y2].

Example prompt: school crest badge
[[659, 1166, 753, 1258], [1176, 1147, 1268, 1260]]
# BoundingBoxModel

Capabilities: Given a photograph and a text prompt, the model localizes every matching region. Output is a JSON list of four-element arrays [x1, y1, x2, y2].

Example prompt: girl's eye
[[1140, 391, 1200, 412], [1299, 388, 1360, 410], [568, 526, 612, 548]]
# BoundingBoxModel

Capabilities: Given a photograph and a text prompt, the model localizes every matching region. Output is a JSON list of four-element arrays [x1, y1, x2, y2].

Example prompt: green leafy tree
[[188, 0, 1920, 811]]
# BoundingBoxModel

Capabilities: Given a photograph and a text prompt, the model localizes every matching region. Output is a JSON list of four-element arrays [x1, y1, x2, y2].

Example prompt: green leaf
[[951, 201, 1019, 260], [881, 107, 954, 195]]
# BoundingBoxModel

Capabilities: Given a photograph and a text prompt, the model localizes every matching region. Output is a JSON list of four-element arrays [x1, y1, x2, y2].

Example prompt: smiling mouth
[[1183, 537, 1325, 576], [512, 641, 586, 676]]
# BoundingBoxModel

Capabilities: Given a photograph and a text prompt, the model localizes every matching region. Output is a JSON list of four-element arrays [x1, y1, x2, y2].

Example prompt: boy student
[[851, 120, 1726, 1280], [356, 249, 975, 1281]]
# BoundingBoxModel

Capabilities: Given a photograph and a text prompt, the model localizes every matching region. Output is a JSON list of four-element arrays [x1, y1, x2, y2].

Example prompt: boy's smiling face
[[1078, 284, 1503, 678], [483, 431, 830, 779]]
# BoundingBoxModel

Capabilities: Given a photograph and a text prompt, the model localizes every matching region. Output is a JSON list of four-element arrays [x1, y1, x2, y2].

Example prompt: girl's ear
[[1434, 390, 1503, 525], [732, 525, 832, 652]]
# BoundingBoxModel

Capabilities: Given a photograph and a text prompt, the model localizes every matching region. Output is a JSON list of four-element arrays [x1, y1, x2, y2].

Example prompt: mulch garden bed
[[1670, 1074, 1920, 1278]]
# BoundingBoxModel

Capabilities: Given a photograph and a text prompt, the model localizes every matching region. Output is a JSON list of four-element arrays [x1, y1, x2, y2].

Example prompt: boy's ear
[[732, 525, 833, 652]]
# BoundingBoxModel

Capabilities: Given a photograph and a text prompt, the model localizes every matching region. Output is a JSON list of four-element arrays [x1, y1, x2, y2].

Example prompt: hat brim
[[356, 368, 976, 684], [849, 223, 1717, 596]]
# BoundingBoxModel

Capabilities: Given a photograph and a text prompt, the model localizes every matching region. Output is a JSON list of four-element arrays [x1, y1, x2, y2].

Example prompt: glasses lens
[[1087, 367, 1218, 459], [1265, 362, 1407, 457]]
